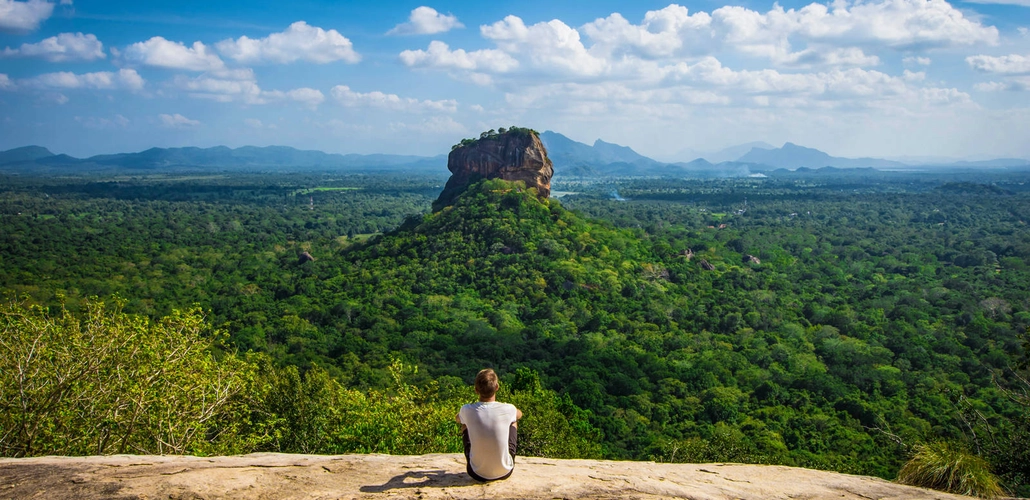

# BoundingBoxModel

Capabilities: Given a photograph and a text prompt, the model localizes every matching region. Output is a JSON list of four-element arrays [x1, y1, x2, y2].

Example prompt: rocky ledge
[[0, 453, 973, 499]]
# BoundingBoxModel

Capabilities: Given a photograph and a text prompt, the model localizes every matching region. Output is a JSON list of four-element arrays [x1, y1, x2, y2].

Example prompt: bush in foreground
[[0, 299, 603, 460], [897, 442, 1004, 499], [0, 299, 253, 457]]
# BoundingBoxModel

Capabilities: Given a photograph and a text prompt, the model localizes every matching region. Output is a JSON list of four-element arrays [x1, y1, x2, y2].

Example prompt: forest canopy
[[1, 169, 1029, 494]]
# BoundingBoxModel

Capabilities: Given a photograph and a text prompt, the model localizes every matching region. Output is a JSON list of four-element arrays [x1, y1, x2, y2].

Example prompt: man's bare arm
[[511, 407, 523, 428]]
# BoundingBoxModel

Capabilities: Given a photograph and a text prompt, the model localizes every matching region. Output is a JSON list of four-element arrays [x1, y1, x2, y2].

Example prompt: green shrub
[[502, 368, 603, 459], [0, 299, 253, 457], [897, 442, 1004, 499], [0, 299, 605, 460], [249, 362, 605, 459]]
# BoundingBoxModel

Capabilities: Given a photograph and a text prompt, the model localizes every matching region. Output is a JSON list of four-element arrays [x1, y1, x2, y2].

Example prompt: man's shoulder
[[461, 401, 516, 411]]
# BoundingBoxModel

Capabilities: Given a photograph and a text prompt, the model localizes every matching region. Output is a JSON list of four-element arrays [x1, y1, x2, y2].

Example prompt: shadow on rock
[[360, 469, 478, 493]]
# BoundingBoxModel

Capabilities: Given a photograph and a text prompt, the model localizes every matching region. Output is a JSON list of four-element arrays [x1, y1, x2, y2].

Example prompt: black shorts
[[462, 424, 518, 482]]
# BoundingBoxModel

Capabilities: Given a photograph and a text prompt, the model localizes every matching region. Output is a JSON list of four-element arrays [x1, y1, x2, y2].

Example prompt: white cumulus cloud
[[467, 0, 987, 82], [400, 40, 518, 72], [903, 56, 931, 66], [968, 54, 1030, 92], [388, 6, 463, 35], [482, 16, 609, 77], [461, 0, 997, 78], [123, 37, 225, 71], [0, 73, 13, 90], [499, 54, 972, 123], [575, 0, 996, 67], [263, 87, 326, 107], [330, 85, 457, 112], [159, 113, 200, 128], [581, 5, 716, 59], [903, 70, 926, 81], [172, 69, 326, 107], [967, 54, 1030, 75], [3, 32, 104, 62], [26, 68, 144, 91], [285, 87, 324, 108], [0, 0, 55, 33], [974, 81, 1007, 91], [216, 21, 360, 64], [117, 68, 145, 90], [661, 58, 914, 99], [778, 47, 881, 67], [173, 73, 265, 103], [719, 0, 997, 50], [975, 79, 1030, 91]]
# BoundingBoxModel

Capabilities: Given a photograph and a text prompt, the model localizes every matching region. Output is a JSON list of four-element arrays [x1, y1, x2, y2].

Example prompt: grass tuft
[[897, 441, 1004, 499]]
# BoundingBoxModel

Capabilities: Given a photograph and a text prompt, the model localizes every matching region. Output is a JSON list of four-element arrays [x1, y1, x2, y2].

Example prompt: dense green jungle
[[2, 167, 1030, 495]]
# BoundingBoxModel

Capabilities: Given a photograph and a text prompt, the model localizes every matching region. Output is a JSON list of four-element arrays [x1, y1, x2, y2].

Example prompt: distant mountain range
[[661, 141, 775, 164], [539, 131, 666, 174], [3, 134, 1028, 176], [736, 142, 906, 169], [539, 132, 1029, 175], [0, 145, 447, 173]]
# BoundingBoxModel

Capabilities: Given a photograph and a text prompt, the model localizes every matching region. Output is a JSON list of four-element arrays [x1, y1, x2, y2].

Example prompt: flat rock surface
[[0, 453, 973, 500]]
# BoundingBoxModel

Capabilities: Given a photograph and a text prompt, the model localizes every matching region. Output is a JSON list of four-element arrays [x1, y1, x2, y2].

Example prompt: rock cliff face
[[433, 129, 553, 211]]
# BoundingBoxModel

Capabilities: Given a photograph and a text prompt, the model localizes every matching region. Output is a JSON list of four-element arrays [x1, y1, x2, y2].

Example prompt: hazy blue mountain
[[0, 146, 55, 164], [668, 158, 763, 178], [702, 142, 775, 163], [738, 142, 905, 169], [883, 155, 963, 165], [0, 145, 446, 172], [657, 147, 703, 163], [944, 158, 1030, 168], [86, 145, 441, 169], [539, 131, 665, 173], [538, 131, 605, 166], [592, 139, 651, 164], [884, 155, 1030, 167], [660, 141, 774, 163], [677, 158, 714, 169]]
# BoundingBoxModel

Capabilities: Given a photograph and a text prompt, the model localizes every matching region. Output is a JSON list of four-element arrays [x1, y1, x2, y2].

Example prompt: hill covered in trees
[[1, 170, 1029, 495]]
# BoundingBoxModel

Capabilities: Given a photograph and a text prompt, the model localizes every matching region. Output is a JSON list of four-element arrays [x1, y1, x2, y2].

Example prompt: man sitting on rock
[[456, 368, 523, 482]]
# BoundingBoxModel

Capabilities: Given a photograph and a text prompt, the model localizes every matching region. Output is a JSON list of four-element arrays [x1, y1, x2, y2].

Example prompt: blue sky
[[1, 0, 1029, 160]]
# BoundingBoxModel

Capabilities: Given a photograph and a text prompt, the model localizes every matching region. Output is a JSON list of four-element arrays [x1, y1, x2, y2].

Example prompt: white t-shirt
[[458, 401, 518, 480]]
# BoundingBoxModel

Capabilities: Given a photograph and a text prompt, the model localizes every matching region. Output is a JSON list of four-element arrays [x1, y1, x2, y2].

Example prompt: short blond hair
[[474, 368, 499, 398]]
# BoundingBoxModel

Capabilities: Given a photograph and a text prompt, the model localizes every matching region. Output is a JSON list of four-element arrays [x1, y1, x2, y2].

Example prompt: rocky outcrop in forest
[[0, 453, 976, 500], [433, 128, 553, 211]]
